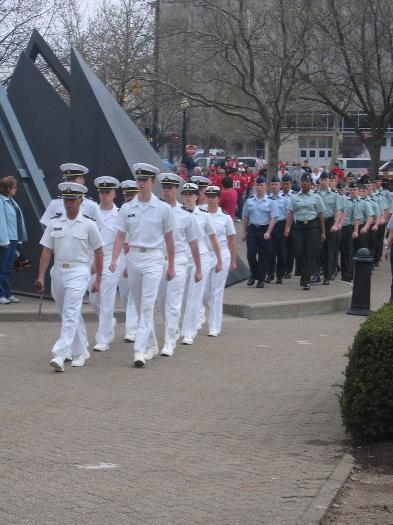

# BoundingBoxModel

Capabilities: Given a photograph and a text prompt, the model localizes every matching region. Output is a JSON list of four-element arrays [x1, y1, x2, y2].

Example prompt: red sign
[[185, 144, 197, 156]]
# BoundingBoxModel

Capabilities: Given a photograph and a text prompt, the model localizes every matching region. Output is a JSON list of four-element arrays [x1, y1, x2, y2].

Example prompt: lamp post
[[180, 97, 190, 163]]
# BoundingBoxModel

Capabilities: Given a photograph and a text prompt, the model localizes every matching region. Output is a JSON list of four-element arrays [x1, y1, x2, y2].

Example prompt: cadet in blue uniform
[[269, 176, 289, 283], [242, 175, 278, 288], [285, 174, 326, 290], [318, 172, 343, 284], [280, 174, 294, 277]]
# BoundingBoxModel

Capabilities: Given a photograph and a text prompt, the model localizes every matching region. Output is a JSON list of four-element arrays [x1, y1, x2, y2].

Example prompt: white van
[[336, 158, 387, 173]]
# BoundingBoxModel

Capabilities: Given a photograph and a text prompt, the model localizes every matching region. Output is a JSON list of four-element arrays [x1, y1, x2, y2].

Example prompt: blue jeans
[[0, 240, 17, 299]]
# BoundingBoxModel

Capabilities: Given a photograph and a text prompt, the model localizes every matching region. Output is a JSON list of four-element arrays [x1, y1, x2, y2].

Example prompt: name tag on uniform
[[127, 214, 136, 218], [54, 227, 62, 231]]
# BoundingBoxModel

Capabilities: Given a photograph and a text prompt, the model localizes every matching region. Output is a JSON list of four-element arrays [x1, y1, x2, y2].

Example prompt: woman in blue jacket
[[0, 176, 28, 304]]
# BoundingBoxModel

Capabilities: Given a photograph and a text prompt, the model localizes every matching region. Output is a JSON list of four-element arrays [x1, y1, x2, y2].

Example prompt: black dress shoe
[[284, 273, 292, 279], [300, 278, 305, 286], [323, 278, 330, 285], [303, 283, 311, 290], [265, 276, 273, 284], [247, 277, 255, 286], [256, 281, 264, 288], [276, 278, 283, 284], [310, 274, 321, 283]]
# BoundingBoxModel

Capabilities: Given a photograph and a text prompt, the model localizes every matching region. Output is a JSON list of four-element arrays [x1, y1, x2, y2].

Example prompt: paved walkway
[[0, 263, 390, 524]]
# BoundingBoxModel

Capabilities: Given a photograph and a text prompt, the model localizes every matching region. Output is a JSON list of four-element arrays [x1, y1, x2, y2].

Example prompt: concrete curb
[[298, 452, 355, 524], [224, 287, 353, 320], [0, 308, 126, 323]]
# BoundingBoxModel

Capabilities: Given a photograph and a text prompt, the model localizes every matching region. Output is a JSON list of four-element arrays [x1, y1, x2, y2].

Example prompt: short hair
[[0, 176, 17, 196], [222, 176, 233, 188]]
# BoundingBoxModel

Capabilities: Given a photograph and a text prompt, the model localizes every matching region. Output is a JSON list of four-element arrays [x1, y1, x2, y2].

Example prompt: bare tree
[[302, 0, 393, 176], [156, 0, 312, 178], [0, 0, 62, 84]]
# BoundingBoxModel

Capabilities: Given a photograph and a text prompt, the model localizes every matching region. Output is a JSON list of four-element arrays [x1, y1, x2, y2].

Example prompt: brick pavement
[[0, 262, 390, 525]]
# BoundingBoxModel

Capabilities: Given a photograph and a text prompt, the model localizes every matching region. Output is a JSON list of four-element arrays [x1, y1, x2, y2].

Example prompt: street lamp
[[180, 97, 190, 163]]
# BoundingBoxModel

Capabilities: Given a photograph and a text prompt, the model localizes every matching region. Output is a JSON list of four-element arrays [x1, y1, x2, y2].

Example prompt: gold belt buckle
[[303, 220, 308, 225], [140, 247, 147, 253], [62, 263, 70, 268]]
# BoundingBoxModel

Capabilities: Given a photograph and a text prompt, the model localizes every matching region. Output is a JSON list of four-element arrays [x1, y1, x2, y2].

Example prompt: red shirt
[[331, 165, 344, 182], [245, 171, 256, 189], [209, 173, 223, 189], [231, 173, 247, 195], [220, 189, 237, 219]]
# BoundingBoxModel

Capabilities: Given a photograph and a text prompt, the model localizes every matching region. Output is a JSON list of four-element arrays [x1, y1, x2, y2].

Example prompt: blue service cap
[[256, 175, 266, 184], [281, 174, 292, 182], [270, 176, 280, 183]]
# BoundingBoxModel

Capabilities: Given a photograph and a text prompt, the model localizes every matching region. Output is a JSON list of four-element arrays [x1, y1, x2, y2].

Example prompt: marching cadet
[[40, 163, 102, 227], [337, 182, 363, 281], [190, 175, 211, 210], [110, 163, 175, 368], [117, 180, 139, 342], [158, 173, 202, 356], [242, 175, 278, 288], [354, 183, 374, 251], [89, 176, 121, 352], [35, 183, 104, 372], [371, 176, 389, 263], [180, 182, 222, 345], [284, 173, 326, 291], [280, 174, 295, 277], [205, 185, 237, 336], [318, 172, 344, 284], [364, 179, 381, 263], [269, 176, 289, 283]]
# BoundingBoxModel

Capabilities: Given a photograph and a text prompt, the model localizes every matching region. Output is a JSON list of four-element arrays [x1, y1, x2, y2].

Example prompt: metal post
[[347, 248, 374, 316]]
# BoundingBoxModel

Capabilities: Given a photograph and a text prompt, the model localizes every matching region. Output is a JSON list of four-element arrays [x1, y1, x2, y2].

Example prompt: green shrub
[[340, 304, 393, 443]]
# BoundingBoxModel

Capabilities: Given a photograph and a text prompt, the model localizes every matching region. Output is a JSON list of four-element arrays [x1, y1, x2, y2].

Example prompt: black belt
[[249, 223, 268, 229]]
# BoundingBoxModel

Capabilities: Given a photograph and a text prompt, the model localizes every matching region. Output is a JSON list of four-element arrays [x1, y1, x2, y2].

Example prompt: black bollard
[[347, 248, 374, 316]]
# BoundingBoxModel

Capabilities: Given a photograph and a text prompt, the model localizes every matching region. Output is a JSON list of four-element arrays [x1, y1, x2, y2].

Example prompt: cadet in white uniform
[[89, 176, 121, 352], [36, 183, 103, 372], [117, 180, 139, 342], [190, 175, 210, 211], [205, 186, 237, 336], [180, 182, 222, 345], [158, 173, 202, 357], [110, 163, 175, 368], [40, 163, 102, 227]]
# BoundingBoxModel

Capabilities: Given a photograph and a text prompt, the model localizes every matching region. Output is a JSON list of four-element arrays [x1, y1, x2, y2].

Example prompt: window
[[319, 150, 325, 157], [300, 150, 307, 157], [309, 150, 316, 157], [328, 150, 332, 157]]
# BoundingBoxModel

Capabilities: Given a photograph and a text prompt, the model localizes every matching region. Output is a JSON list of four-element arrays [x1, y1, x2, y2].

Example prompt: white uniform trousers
[[204, 248, 230, 334], [117, 258, 139, 336], [127, 250, 165, 354], [89, 253, 120, 345], [158, 251, 188, 351], [50, 263, 90, 360], [181, 252, 211, 339]]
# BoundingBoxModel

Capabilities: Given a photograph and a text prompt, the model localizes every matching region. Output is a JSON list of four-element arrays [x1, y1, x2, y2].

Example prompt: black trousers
[[293, 219, 320, 284], [339, 225, 354, 280], [286, 227, 294, 274], [269, 220, 287, 279], [321, 217, 338, 279], [246, 224, 271, 282]]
